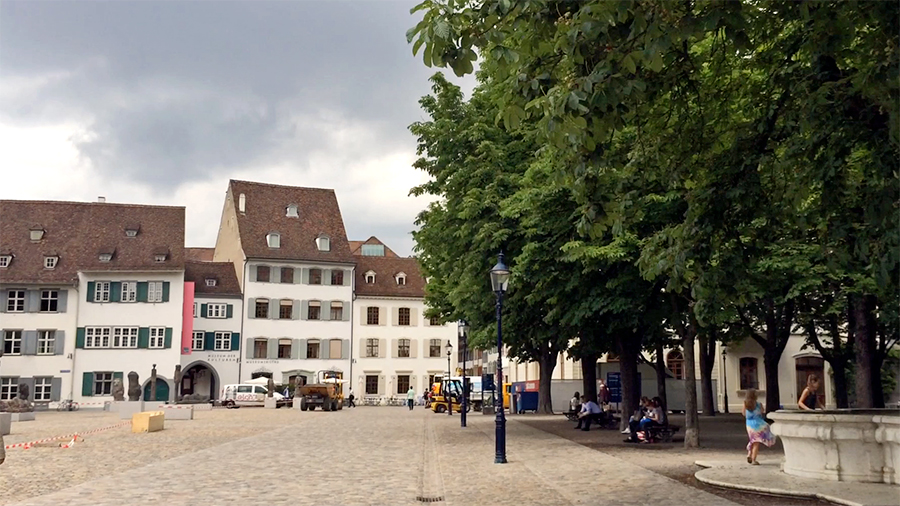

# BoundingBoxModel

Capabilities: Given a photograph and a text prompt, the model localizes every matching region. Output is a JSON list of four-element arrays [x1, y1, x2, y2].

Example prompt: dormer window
[[152, 247, 168, 262], [396, 272, 407, 286], [316, 235, 330, 252], [267, 232, 280, 248], [205, 278, 217, 287], [286, 204, 299, 218], [44, 256, 59, 269], [0, 255, 11, 268], [365, 270, 376, 284], [99, 253, 112, 262], [125, 223, 140, 237], [30, 226, 45, 241], [154, 254, 167, 262], [238, 193, 246, 213]]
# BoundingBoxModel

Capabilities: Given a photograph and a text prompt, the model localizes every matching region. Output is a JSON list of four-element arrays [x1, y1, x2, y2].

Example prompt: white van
[[221, 384, 285, 408]]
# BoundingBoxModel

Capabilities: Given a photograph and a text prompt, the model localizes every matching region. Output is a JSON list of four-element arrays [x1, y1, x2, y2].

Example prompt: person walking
[[407, 386, 416, 410], [744, 389, 776, 465], [798, 373, 822, 410], [347, 390, 356, 408]]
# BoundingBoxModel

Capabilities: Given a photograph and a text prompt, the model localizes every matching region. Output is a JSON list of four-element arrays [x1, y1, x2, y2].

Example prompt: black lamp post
[[722, 345, 729, 414], [458, 320, 469, 428], [446, 340, 453, 416], [490, 252, 510, 464]]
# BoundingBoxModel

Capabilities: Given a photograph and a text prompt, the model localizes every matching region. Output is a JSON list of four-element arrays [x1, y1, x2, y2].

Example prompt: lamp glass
[[490, 255, 510, 293]]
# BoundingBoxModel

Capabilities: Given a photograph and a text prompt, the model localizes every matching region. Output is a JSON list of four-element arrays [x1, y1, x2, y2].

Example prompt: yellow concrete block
[[131, 411, 165, 433]]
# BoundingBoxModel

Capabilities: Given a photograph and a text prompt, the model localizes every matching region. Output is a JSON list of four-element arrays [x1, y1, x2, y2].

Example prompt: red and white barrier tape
[[156, 405, 193, 410], [4, 421, 130, 450]]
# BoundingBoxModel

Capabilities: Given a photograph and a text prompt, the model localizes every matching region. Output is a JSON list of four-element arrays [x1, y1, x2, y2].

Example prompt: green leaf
[[649, 52, 663, 72], [622, 54, 636, 74]]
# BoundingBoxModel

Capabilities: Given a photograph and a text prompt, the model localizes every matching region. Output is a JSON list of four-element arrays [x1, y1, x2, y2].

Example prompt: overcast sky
[[0, 0, 473, 256]]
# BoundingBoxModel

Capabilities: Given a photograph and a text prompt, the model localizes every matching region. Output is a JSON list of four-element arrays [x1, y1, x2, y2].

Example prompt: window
[[192, 331, 204, 351], [286, 204, 298, 217], [365, 375, 378, 395], [40, 290, 59, 312], [154, 254, 167, 262], [193, 302, 198, 317], [430, 316, 441, 326], [366, 306, 379, 325], [396, 273, 407, 286], [37, 330, 55, 354], [30, 228, 45, 241], [113, 327, 138, 348], [85, 327, 110, 348], [148, 281, 163, 303], [429, 339, 442, 358], [237, 385, 252, 394], [125, 228, 139, 238], [667, 350, 685, 380], [8, 289, 27, 312], [307, 339, 320, 359], [361, 244, 385, 256], [398, 339, 410, 358], [398, 308, 411, 326], [307, 301, 320, 320], [366, 338, 379, 358], [397, 375, 410, 395], [316, 236, 330, 252], [3, 331, 22, 355], [238, 193, 246, 213], [253, 339, 268, 359], [205, 278, 217, 287], [121, 282, 137, 303], [208, 303, 227, 318], [44, 256, 58, 269], [428, 374, 438, 388], [0, 255, 10, 267], [267, 232, 280, 248], [215, 332, 232, 351], [93, 282, 110, 303], [280, 267, 294, 283], [99, 253, 112, 262], [256, 265, 270, 282], [740, 358, 759, 390], [331, 270, 344, 285], [280, 299, 294, 319], [330, 301, 343, 321], [149, 327, 165, 348], [34, 377, 52, 402], [310, 268, 322, 285], [255, 298, 269, 318], [94, 372, 113, 396], [365, 271, 376, 284], [278, 338, 292, 358], [0, 378, 18, 401], [330, 339, 342, 358]]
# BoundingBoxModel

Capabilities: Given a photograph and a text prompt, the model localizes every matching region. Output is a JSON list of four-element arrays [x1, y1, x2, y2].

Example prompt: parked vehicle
[[221, 383, 285, 408], [297, 370, 346, 412]]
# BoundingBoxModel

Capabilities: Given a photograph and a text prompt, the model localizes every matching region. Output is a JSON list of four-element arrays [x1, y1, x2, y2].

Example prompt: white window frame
[[2, 330, 22, 355], [154, 254, 167, 263], [316, 236, 330, 252], [125, 229, 138, 238], [365, 338, 379, 358], [37, 330, 56, 355], [34, 377, 52, 401], [112, 327, 138, 348], [192, 331, 204, 351], [94, 282, 111, 303], [94, 372, 113, 396], [208, 303, 227, 318], [149, 327, 165, 348], [99, 253, 112, 263], [214, 331, 232, 351], [44, 256, 58, 269], [85, 327, 111, 348], [193, 302, 198, 318], [121, 281, 137, 302], [147, 281, 163, 303], [7, 290, 25, 312], [205, 278, 217, 287], [0, 255, 10, 268], [365, 271, 376, 284], [40, 290, 59, 312], [267, 232, 281, 248], [286, 204, 298, 217], [0, 377, 18, 401]]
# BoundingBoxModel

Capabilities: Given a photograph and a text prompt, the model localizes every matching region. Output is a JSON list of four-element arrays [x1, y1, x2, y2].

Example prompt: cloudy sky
[[0, 0, 473, 256]]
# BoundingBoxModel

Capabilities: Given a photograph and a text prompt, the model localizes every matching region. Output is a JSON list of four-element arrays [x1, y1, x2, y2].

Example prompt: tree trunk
[[654, 340, 668, 416], [618, 334, 642, 431], [581, 352, 598, 404], [762, 350, 781, 413], [698, 331, 716, 415], [537, 347, 558, 414], [872, 352, 886, 409], [853, 294, 876, 408], [683, 328, 700, 448], [832, 362, 849, 409]]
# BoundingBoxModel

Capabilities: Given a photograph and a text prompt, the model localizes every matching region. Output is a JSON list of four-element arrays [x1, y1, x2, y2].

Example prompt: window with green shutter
[[110, 282, 122, 302], [231, 332, 241, 351], [162, 282, 170, 302], [76, 328, 86, 348], [82, 372, 93, 396], [226, 304, 234, 319], [86, 282, 96, 302], [138, 328, 150, 348], [136, 282, 149, 302], [164, 328, 173, 348], [205, 332, 215, 351], [201, 303, 208, 317]]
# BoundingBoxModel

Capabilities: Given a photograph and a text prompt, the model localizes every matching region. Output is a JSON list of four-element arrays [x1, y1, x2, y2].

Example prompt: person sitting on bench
[[576, 395, 603, 431], [626, 397, 664, 442]]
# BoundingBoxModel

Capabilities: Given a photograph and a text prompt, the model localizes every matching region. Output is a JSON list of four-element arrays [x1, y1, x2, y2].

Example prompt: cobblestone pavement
[[4, 407, 738, 506]]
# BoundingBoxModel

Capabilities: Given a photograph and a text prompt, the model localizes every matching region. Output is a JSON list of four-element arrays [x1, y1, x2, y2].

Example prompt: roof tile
[[184, 261, 242, 296]]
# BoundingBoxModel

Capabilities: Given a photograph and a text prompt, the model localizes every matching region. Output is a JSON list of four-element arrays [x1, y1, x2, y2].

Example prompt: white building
[[350, 238, 457, 400]]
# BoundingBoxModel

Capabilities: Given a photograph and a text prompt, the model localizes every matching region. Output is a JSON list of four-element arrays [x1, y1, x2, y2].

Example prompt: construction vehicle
[[430, 376, 469, 414], [297, 370, 345, 412]]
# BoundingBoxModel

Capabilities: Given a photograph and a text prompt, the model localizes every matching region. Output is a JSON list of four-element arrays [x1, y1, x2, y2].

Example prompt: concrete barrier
[[11, 412, 35, 422], [191, 403, 212, 411], [0, 412, 10, 435], [156, 404, 193, 420], [264, 397, 278, 409], [132, 411, 165, 433], [117, 401, 145, 420]]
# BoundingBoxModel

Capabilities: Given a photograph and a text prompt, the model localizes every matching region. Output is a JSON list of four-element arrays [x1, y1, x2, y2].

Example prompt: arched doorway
[[796, 356, 826, 406], [666, 350, 685, 380], [182, 362, 218, 400], [143, 379, 170, 402]]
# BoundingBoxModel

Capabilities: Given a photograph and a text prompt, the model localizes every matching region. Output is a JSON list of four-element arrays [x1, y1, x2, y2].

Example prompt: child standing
[[798, 373, 822, 410], [744, 389, 776, 464]]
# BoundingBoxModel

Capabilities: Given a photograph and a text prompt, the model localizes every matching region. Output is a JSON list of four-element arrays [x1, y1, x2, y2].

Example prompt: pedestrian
[[407, 386, 416, 410], [744, 388, 776, 465], [576, 395, 603, 431], [0, 433, 5, 465], [347, 390, 356, 408], [798, 373, 821, 410], [598, 381, 610, 407]]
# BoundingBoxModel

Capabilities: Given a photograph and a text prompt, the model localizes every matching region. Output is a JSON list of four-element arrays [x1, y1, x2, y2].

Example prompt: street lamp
[[490, 252, 510, 464], [722, 345, 729, 414], [458, 320, 470, 428], [446, 340, 453, 416]]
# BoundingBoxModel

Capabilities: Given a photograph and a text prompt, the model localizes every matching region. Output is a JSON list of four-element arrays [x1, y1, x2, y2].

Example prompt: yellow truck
[[298, 370, 345, 412]]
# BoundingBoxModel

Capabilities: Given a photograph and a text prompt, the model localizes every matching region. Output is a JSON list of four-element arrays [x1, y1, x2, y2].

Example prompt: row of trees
[[406, 1, 898, 447]]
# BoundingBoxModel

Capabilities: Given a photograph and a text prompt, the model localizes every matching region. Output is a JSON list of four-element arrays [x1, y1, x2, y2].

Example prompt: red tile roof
[[354, 255, 425, 298], [229, 180, 354, 264], [184, 261, 242, 296], [349, 236, 399, 257], [185, 247, 215, 262], [0, 200, 185, 284]]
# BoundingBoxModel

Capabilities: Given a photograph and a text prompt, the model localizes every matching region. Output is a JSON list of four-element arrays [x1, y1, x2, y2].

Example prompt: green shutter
[[109, 282, 122, 302], [138, 328, 150, 348], [137, 282, 148, 302], [201, 303, 208, 318], [226, 304, 234, 319], [164, 327, 173, 348], [113, 371, 124, 382], [76, 328, 86, 348], [86, 282, 96, 302], [205, 332, 215, 351], [162, 282, 170, 302], [231, 332, 240, 351], [82, 372, 93, 397]]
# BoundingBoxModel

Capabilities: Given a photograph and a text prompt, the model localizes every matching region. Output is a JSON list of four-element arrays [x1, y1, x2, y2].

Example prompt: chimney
[[98, 196, 106, 203]]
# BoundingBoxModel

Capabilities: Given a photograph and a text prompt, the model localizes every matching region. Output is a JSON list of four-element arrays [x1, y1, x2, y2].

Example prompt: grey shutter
[[410, 308, 419, 327], [292, 300, 301, 320], [267, 338, 278, 359], [343, 270, 352, 286], [22, 331, 38, 355], [360, 306, 367, 325], [268, 300, 278, 319], [320, 340, 330, 359], [391, 339, 398, 359], [55, 330, 65, 355], [301, 300, 309, 320], [322, 269, 332, 286], [58, 290, 68, 313], [249, 265, 257, 282], [19, 377, 35, 399], [321, 300, 331, 321], [248, 298, 256, 319], [271, 267, 281, 284], [0, 291, 7, 312], [378, 375, 385, 396], [359, 339, 367, 358], [291, 339, 300, 359], [343, 301, 350, 321], [410, 339, 418, 358], [392, 307, 400, 326], [298, 339, 307, 359], [301, 268, 309, 284], [293, 268, 302, 284], [342, 339, 349, 360], [27, 290, 41, 312], [380, 307, 387, 326], [51, 377, 62, 402], [379, 338, 387, 358], [245, 338, 253, 359]]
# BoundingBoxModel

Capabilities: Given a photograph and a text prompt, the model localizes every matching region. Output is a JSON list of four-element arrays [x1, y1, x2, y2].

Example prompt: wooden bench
[[642, 424, 679, 443]]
